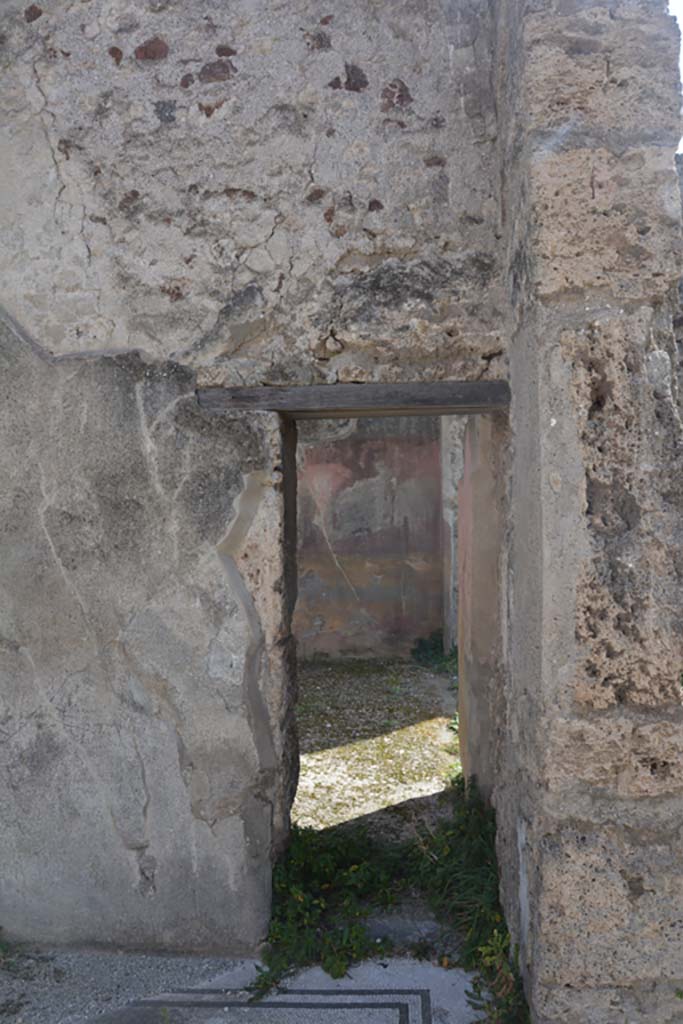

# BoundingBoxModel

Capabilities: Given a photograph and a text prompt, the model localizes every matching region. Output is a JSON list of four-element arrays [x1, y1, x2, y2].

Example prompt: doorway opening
[[199, 380, 511, 990], [291, 412, 462, 843], [198, 380, 510, 840]]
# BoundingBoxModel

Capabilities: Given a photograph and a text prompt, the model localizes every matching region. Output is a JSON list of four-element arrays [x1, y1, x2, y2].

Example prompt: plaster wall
[[440, 416, 465, 652], [1, 0, 683, 1020], [0, 0, 504, 386], [294, 417, 443, 660], [0, 0, 501, 955], [0, 314, 294, 950]]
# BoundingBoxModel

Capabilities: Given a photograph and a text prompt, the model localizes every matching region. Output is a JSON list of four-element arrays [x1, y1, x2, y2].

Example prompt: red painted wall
[[294, 417, 443, 659]]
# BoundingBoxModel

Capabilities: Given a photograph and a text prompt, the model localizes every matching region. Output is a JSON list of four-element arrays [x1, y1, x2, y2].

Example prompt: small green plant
[[257, 778, 529, 1021], [251, 825, 402, 994], [410, 631, 458, 676], [410, 777, 529, 1023], [467, 930, 529, 1023]]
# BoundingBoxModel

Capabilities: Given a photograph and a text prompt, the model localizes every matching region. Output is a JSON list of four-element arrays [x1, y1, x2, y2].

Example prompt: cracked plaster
[[0, 0, 504, 383], [2, 1, 683, 1020]]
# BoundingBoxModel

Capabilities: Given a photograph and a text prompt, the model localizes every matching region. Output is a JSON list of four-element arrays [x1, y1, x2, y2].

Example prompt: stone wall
[[0, 0, 504, 387], [2, 0, 683, 1018], [486, 1, 683, 1020], [294, 417, 443, 659], [440, 416, 465, 652], [0, 312, 294, 950], [0, 0, 501, 956], [456, 414, 507, 799]]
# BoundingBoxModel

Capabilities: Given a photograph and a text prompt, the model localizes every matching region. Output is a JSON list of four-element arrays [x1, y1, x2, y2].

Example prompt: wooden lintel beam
[[196, 380, 510, 420]]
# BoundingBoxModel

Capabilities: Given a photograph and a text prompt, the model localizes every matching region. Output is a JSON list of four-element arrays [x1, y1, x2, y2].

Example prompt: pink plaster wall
[[294, 418, 443, 659]]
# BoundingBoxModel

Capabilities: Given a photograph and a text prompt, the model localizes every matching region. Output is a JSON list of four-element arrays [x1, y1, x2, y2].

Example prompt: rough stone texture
[[294, 417, 443, 658], [456, 414, 507, 800], [2, 0, 683, 1018], [439, 416, 465, 652], [486, 1, 683, 1020], [0, 0, 505, 385]]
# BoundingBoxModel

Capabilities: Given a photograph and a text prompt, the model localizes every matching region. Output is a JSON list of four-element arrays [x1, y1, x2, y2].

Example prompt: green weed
[[258, 775, 529, 1021], [409, 776, 528, 1022], [410, 631, 458, 677], [251, 825, 403, 995]]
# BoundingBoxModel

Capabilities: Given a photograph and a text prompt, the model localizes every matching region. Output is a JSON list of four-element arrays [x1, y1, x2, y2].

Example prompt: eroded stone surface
[[0, 0, 504, 384], [0, 314, 289, 950], [2, 0, 683, 1019], [485, 2, 683, 1021]]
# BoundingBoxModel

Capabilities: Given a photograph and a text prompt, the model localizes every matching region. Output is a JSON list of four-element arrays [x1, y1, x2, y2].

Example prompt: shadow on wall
[[293, 417, 443, 658]]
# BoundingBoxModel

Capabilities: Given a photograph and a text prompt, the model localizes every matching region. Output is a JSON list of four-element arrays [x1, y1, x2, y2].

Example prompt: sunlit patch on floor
[[291, 659, 458, 837]]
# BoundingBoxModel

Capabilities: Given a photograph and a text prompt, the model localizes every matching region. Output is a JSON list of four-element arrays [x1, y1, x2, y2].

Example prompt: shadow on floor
[[295, 659, 457, 754]]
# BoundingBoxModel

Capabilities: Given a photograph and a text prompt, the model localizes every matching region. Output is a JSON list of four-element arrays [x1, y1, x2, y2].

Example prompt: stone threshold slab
[[128, 1000, 406, 1023], [130, 987, 433, 1024]]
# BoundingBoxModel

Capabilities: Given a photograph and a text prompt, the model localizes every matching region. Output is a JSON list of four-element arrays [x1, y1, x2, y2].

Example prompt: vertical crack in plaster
[[134, 382, 190, 565], [36, 458, 93, 634], [30, 60, 66, 217], [217, 471, 278, 819], [30, 58, 93, 275], [307, 480, 361, 603], [15, 646, 147, 862], [130, 732, 156, 895], [135, 381, 168, 505], [21, 457, 155, 874]]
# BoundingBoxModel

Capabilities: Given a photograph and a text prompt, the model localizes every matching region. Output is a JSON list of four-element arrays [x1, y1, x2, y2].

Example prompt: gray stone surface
[[0, 0, 505, 386], [128, 958, 480, 1024], [456, 414, 507, 799], [0, 312, 292, 951], [2, 0, 683, 1018], [439, 417, 465, 652], [0, 951, 247, 1024], [0, 953, 480, 1023], [269, 959, 479, 1023]]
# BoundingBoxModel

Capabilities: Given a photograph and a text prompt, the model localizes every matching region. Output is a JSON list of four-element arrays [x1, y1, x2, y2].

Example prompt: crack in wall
[[36, 458, 93, 635], [216, 470, 278, 823], [12, 645, 149, 864], [304, 473, 361, 604]]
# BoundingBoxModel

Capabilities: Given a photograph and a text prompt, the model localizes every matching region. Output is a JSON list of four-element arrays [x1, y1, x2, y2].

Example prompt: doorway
[[291, 411, 458, 843], [198, 379, 510, 829]]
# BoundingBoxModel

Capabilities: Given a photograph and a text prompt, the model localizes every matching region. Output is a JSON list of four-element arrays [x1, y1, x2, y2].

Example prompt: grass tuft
[[254, 774, 529, 1022], [410, 776, 529, 1022], [251, 825, 402, 994], [410, 631, 458, 677]]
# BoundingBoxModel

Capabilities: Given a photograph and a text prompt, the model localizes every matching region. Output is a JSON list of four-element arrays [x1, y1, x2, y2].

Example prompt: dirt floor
[[291, 659, 459, 841]]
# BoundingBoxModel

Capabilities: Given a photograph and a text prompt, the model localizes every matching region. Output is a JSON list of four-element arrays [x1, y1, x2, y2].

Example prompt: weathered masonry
[[1, 1, 682, 1021]]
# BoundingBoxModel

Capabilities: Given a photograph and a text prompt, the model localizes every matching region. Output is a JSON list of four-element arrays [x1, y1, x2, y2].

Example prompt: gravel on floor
[[0, 949, 251, 1024], [291, 659, 458, 837]]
